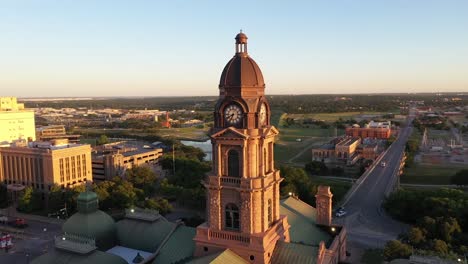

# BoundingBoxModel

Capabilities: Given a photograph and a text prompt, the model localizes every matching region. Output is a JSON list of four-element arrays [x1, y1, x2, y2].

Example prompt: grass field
[[286, 111, 396, 122], [76, 126, 209, 141], [401, 163, 467, 184], [274, 113, 346, 165]]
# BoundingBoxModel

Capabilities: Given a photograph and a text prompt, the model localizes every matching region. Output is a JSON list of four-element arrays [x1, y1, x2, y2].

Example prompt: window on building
[[268, 199, 273, 226], [227, 149, 240, 177], [225, 203, 240, 231]]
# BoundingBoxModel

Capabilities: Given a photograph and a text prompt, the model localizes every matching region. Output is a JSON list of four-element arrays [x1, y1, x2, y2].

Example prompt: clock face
[[259, 103, 267, 125], [224, 104, 243, 125]]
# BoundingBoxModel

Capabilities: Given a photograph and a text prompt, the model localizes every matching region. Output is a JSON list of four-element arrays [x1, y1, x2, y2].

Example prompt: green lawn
[[287, 111, 396, 122], [401, 163, 467, 184], [361, 249, 384, 264]]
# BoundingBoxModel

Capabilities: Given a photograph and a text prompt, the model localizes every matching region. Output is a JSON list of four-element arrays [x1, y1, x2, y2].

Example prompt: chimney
[[315, 185, 333, 226]]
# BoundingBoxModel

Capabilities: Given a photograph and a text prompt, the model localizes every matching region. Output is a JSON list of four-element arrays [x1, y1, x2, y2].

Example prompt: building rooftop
[[187, 249, 248, 264], [106, 246, 152, 264], [336, 137, 360, 147], [271, 240, 318, 264], [279, 197, 332, 246]]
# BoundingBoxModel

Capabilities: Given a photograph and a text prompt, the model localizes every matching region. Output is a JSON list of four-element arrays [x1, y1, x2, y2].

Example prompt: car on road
[[4, 218, 28, 228], [380, 161, 386, 167], [335, 208, 347, 217]]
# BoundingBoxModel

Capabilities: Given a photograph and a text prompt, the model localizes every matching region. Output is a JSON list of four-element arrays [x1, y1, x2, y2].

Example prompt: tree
[[142, 198, 172, 215], [408, 227, 426, 246], [305, 161, 328, 176], [126, 166, 157, 196], [94, 181, 116, 209], [97, 134, 109, 145], [164, 157, 210, 189], [280, 166, 314, 203], [48, 184, 65, 213], [110, 178, 137, 209], [17, 186, 34, 213], [0, 184, 8, 208], [432, 239, 449, 255], [451, 169, 468, 186], [383, 240, 412, 261]]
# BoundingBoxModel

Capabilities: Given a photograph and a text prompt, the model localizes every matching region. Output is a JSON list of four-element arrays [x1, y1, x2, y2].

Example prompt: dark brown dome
[[235, 32, 248, 44], [219, 55, 264, 87]]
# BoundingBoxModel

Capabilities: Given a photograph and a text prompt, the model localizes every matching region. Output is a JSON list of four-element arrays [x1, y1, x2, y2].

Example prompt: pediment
[[264, 126, 279, 137], [211, 127, 248, 140]]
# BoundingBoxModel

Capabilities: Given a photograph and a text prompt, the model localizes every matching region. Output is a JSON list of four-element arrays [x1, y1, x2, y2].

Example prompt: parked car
[[8, 218, 28, 228], [380, 161, 386, 167]]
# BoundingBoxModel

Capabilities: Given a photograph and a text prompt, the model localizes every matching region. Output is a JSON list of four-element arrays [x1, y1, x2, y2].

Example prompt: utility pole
[[172, 144, 176, 176]]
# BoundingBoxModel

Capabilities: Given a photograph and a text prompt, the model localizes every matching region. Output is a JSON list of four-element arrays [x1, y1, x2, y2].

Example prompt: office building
[[0, 97, 36, 144]]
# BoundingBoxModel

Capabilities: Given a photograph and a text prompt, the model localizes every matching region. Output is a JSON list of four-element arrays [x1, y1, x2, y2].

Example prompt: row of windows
[[59, 154, 88, 183], [1, 155, 43, 184]]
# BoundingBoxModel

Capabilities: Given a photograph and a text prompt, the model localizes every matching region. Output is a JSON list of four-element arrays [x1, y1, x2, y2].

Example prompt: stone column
[[240, 191, 252, 233], [315, 186, 333, 226], [208, 188, 221, 230]]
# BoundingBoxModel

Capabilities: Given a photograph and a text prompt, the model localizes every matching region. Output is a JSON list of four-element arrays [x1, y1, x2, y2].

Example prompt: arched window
[[227, 150, 240, 177], [268, 199, 273, 226], [225, 203, 240, 230]]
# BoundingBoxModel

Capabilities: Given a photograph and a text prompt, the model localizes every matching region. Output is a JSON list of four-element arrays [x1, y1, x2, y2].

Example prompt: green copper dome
[[63, 191, 117, 250]]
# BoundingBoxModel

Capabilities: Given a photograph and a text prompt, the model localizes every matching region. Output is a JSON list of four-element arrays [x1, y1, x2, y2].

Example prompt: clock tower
[[194, 32, 290, 264]]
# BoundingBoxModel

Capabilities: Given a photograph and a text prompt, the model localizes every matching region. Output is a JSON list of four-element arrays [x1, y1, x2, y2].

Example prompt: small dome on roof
[[235, 32, 248, 44], [63, 190, 116, 250], [77, 191, 98, 202]]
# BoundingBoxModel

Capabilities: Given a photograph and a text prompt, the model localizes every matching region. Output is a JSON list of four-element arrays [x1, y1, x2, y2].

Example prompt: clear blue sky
[[1, 0, 467, 97]]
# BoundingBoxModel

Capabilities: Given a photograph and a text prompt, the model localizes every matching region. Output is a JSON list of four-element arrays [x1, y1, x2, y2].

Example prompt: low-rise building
[[312, 137, 380, 165], [92, 143, 163, 181], [0, 140, 92, 191], [36, 125, 81, 144]]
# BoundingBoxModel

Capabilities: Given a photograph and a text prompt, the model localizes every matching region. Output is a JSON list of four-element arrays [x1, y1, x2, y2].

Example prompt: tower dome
[[219, 31, 265, 90], [63, 190, 117, 250]]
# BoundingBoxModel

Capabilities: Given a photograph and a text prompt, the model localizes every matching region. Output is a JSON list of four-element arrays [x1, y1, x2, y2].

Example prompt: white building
[[367, 120, 391, 129], [0, 97, 36, 144]]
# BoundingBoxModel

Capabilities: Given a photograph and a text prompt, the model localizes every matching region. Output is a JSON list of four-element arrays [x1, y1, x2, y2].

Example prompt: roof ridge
[[141, 221, 183, 263]]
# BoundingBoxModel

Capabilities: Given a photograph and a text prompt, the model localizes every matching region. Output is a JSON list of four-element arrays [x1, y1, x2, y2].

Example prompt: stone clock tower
[[194, 32, 290, 264]]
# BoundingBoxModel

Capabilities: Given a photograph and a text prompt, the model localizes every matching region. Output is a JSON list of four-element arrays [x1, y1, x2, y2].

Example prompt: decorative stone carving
[[240, 192, 251, 233]]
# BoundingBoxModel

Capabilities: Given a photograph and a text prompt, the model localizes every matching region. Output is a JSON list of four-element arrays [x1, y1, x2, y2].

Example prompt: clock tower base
[[193, 215, 290, 264]]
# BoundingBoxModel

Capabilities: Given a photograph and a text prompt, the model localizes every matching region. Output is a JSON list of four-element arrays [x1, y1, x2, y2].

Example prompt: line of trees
[[383, 188, 468, 261]]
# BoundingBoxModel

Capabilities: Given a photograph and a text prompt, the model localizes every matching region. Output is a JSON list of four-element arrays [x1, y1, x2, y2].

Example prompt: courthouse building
[[32, 32, 346, 264], [345, 121, 392, 139], [0, 97, 36, 144], [0, 140, 92, 191]]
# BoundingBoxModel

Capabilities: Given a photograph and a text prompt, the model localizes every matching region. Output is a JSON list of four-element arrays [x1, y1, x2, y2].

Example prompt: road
[[334, 111, 415, 248], [0, 208, 62, 264]]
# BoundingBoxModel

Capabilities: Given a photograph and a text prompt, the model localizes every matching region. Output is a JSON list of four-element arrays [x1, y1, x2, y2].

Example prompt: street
[[0, 209, 62, 264], [334, 111, 415, 248]]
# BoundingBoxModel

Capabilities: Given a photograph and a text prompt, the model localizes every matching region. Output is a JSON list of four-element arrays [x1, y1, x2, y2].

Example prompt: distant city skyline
[[1, 1, 467, 97]]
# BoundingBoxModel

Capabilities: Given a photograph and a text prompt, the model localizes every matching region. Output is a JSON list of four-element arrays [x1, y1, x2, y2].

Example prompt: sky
[[1, 0, 468, 97]]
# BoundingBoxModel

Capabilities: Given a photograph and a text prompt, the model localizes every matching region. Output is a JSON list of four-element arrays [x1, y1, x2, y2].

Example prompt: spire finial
[[85, 181, 92, 192], [240, 29, 243, 33]]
